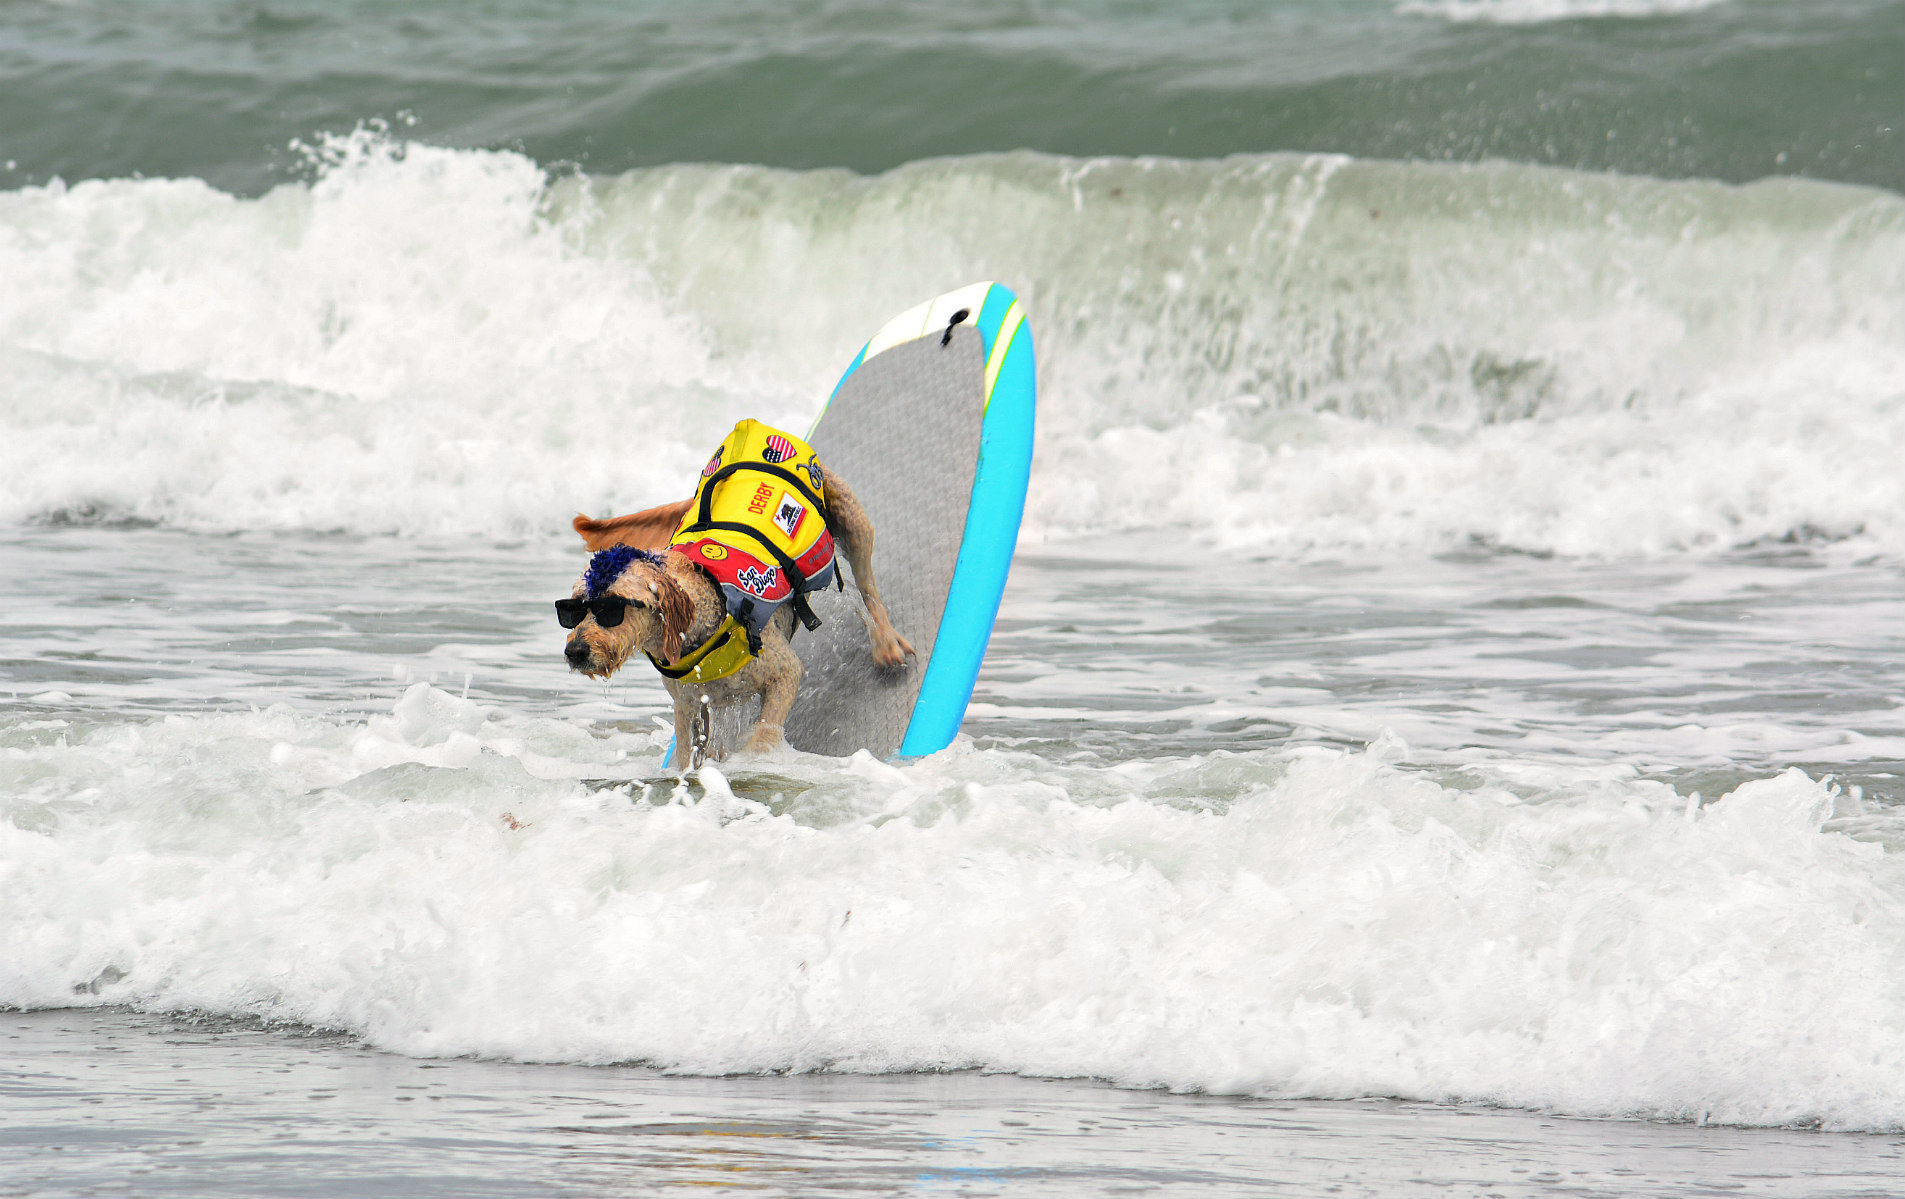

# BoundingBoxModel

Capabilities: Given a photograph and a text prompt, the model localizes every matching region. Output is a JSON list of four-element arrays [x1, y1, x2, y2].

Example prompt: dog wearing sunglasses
[[559, 425, 913, 760]]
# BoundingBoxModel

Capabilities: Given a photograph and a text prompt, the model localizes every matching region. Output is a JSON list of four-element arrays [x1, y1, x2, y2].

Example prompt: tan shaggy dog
[[563, 467, 914, 760]]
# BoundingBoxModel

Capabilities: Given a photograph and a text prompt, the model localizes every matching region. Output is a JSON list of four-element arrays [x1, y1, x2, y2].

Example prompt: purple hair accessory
[[585, 545, 665, 597]]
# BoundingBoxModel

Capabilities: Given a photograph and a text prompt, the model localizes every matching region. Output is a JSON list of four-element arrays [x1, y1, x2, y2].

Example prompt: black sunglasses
[[555, 595, 646, 629]]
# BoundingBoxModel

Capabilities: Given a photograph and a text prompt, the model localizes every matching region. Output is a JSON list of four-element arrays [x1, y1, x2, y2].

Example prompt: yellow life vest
[[646, 421, 837, 685]]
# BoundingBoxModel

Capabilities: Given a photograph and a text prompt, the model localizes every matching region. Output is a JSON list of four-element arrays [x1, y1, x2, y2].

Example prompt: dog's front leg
[[744, 630, 802, 754], [816, 462, 916, 667]]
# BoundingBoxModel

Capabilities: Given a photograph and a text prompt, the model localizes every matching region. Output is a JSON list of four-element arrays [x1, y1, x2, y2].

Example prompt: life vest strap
[[791, 592, 822, 631], [691, 520, 805, 582], [696, 524, 825, 633]]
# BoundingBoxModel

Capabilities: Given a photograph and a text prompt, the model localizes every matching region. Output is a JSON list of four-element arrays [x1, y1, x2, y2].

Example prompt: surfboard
[[783, 281, 1035, 759], [664, 282, 1033, 765]]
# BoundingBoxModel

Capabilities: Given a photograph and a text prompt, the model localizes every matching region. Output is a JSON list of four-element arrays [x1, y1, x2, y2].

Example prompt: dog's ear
[[655, 572, 694, 663], [572, 499, 694, 551]]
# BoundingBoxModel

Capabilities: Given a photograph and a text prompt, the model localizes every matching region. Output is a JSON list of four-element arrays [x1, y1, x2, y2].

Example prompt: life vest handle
[[690, 461, 832, 536]]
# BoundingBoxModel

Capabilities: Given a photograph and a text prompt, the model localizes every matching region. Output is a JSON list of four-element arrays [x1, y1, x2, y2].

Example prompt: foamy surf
[[5, 681, 1904, 1129], [3, 136, 1901, 557]]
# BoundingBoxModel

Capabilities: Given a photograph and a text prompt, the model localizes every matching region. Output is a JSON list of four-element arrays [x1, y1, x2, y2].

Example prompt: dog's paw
[[870, 627, 916, 668], [744, 724, 786, 754]]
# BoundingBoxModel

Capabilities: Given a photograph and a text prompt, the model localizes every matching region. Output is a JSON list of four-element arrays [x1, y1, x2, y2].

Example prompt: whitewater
[[6, 128, 1905, 1191], [11, 666, 1905, 1125], [4, 134, 1902, 554]]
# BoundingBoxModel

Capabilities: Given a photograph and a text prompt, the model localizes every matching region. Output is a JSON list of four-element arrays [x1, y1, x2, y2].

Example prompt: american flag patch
[[762, 434, 796, 463]]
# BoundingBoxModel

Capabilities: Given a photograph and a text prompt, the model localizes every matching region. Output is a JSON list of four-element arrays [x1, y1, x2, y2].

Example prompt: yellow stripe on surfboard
[[982, 301, 1025, 407]]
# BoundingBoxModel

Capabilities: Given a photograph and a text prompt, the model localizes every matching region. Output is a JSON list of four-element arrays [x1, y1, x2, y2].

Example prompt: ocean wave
[[5, 683, 1905, 1128], [1396, 0, 1730, 24], [3, 135, 1902, 555]]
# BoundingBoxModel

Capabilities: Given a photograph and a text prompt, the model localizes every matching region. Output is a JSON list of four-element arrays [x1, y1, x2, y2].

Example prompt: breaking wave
[[2, 134, 1901, 556]]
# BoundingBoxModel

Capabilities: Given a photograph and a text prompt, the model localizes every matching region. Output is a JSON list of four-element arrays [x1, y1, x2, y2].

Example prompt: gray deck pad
[[781, 326, 987, 758]]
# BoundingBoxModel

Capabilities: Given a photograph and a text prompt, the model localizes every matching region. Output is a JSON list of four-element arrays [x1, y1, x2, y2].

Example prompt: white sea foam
[[3, 137, 1902, 556], [0, 135, 737, 536], [4, 683, 1904, 1128], [1396, 0, 1730, 23]]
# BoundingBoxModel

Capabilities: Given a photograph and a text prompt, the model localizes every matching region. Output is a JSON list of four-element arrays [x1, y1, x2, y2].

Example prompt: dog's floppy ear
[[572, 498, 694, 551], [655, 572, 694, 663]]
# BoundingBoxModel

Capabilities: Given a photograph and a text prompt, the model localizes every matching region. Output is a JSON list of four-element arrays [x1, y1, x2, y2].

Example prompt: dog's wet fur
[[564, 464, 913, 760]]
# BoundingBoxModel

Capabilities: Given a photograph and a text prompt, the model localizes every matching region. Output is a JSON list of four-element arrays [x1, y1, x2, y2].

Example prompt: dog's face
[[562, 561, 693, 679]]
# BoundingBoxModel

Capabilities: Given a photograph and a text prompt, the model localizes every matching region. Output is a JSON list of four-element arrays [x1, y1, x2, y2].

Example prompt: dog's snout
[[564, 638, 592, 667]]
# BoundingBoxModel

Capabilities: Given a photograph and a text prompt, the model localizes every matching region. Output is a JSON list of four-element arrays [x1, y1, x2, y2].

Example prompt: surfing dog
[[560, 434, 914, 761]]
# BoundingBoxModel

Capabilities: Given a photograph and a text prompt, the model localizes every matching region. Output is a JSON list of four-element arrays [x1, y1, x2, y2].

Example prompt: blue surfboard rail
[[895, 286, 1034, 756]]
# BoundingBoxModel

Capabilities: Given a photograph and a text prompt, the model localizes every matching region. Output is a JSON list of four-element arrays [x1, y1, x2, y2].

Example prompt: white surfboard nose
[[859, 280, 997, 364]]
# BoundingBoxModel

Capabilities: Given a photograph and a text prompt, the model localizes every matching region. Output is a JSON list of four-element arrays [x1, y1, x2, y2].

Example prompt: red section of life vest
[[672, 531, 835, 603]]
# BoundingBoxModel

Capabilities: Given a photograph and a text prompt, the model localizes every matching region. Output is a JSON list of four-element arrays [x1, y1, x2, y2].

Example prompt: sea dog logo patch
[[762, 435, 796, 463], [702, 447, 723, 477], [771, 492, 806, 539], [735, 564, 780, 597]]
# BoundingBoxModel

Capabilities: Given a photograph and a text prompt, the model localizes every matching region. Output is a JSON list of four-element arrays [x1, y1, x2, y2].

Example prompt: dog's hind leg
[[815, 462, 916, 668]]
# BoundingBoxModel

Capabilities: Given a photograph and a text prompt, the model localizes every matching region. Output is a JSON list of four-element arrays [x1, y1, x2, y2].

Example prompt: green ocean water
[[2, 0, 1900, 195]]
